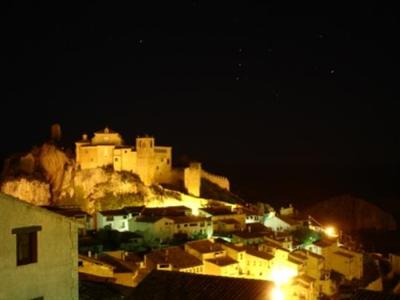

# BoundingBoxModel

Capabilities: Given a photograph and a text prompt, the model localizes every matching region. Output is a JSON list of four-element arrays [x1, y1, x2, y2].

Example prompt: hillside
[[0, 142, 238, 213], [305, 195, 397, 232]]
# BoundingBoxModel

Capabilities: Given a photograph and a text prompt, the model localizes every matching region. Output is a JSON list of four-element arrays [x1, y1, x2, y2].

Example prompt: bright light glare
[[271, 286, 285, 300], [270, 266, 297, 285], [324, 226, 338, 238], [268, 265, 297, 300]]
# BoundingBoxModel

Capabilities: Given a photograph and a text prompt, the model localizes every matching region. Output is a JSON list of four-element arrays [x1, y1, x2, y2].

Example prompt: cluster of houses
[[1, 190, 397, 300]]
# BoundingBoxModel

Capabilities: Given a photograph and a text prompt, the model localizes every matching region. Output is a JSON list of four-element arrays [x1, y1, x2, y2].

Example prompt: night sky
[[2, 3, 400, 214]]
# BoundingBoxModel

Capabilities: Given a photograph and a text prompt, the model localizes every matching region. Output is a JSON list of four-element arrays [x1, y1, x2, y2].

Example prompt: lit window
[[12, 226, 41, 266]]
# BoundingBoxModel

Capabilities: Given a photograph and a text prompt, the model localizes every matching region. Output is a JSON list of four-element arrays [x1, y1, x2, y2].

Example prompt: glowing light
[[324, 226, 338, 238], [270, 266, 297, 285], [271, 286, 285, 300], [268, 265, 297, 300]]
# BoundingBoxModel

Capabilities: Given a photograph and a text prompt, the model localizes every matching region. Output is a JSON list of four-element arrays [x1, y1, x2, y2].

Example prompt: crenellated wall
[[201, 170, 230, 191]]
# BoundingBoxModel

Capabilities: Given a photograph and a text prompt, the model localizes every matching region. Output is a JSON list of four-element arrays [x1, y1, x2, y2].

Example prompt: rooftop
[[141, 206, 191, 217], [131, 270, 275, 300], [314, 238, 336, 248], [246, 248, 274, 261], [146, 247, 202, 269], [186, 239, 224, 253], [168, 216, 209, 224], [99, 209, 128, 217], [135, 216, 165, 223], [206, 256, 238, 266], [200, 207, 234, 216], [233, 231, 270, 240], [217, 218, 240, 225]]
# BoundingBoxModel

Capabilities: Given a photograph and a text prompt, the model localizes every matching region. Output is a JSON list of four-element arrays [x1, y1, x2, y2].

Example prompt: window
[[12, 226, 41, 266], [106, 216, 114, 221], [167, 159, 170, 164]]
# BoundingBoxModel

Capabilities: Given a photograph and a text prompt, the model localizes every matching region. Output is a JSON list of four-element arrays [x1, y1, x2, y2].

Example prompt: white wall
[[0, 193, 79, 300]]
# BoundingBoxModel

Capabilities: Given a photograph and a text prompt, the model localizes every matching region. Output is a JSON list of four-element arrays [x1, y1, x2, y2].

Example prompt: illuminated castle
[[75, 127, 229, 195]]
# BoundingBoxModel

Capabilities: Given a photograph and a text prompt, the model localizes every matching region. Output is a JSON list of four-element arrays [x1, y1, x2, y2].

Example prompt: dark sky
[[2, 3, 400, 212]]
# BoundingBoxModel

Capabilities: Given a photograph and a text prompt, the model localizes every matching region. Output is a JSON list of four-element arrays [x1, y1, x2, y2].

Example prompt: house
[[232, 229, 271, 245], [168, 216, 213, 239], [199, 207, 246, 233], [145, 246, 203, 274], [291, 274, 318, 300], [130, 215, 212, 242], [235, 206, 264, 224], [78, 254, 115, 281], [242, 248, 274, 279], [96, 209, 131, 231], [0, 193, 79, 300], [263, 211, 302, 232], [131, 270, 275, 300], [43, 206, 95, 235], [305, 238, 337, 256], [329, 247, 363, 280], [203, 256, 239, 277], [140, 206, 191, 217], [184, 239, 226, 261], [129, 216, 173, 242]]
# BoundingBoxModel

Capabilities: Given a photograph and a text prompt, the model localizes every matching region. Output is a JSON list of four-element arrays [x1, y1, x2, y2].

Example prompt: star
[[330, 69, 335, 74]]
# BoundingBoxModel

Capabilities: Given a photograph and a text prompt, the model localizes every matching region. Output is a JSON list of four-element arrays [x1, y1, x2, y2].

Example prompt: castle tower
[[136, 136, 156, 185], [75, 133, 90, 167], [184, 162, 202, 197]]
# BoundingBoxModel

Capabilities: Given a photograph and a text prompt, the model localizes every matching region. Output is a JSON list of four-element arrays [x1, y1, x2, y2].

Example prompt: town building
[[145, 246, 203, 274], [96, 209, 131, 232], [199, 206, 246, 233], [0, 193, 79, 300], [130, 215, 213, 242]]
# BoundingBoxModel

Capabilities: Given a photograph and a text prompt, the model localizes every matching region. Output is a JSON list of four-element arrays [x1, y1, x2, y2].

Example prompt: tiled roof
[[246, 248, 274, 261], [99, 209, 128, 217], [217, 218, 240, 225], [141, 206, 191, 217], [200, 207, 234, 216], [205, 256, 238, 267], [233, 231, 269, 239], [146, 247, 202, 269], [123, 206, 145, 214], [219, 241, 246, 252], [314, 239, 336, 248], [130, 270, 275, 300], [135, 216, 165, 223], [167, 216, 209, 224], [186, 239, 224, 253], [43, 206, 90, 217], [97, 254, 135, 273]]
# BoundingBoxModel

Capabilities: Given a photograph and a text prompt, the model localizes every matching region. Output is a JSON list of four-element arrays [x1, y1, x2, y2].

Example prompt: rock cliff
[[305, 195, 397, 231]]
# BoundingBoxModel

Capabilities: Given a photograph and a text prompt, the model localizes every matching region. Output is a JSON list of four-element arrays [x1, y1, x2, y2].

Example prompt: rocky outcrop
[[1, 177, 51, 205], [305, 195, 397, 231]]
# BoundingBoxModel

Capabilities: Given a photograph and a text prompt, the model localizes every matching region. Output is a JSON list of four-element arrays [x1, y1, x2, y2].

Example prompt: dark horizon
[[2, 3, 400, 218]]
